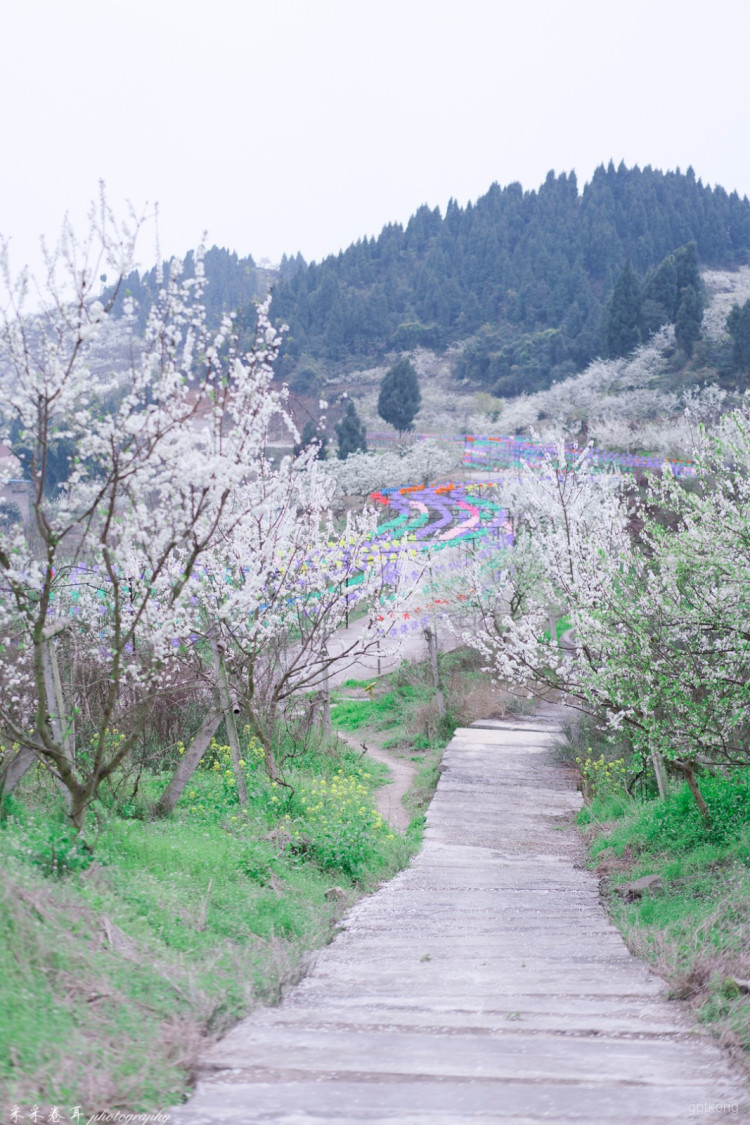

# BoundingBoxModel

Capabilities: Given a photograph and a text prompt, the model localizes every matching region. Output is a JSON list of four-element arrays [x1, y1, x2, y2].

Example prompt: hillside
[[270, 163, 750, 396], [314, 266, 750, 464], [102, 163, 750, 453]]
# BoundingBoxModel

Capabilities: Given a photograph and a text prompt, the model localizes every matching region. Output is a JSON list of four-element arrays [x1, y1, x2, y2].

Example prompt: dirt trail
[[335, 729, 415, 834]]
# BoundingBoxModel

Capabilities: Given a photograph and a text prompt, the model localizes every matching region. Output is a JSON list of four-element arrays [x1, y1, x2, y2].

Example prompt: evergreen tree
[[727, 300, 750, 373], [605, 260, 642, 358], [640, 255, 678, 337], [293, 420, 328, 460], [106, 168, 750, 394], [673, 241, 700, 294], [377, 359, 421, 434], [334, 400, 368, 459], [674, 284, 703, 356]]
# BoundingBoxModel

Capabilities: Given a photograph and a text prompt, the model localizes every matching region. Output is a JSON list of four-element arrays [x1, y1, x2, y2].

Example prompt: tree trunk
[[321, 645, 331, 738], [210, 638, 249, 806], [650, 746, 670, 800], [424, 625, 446, 717], [0, 745, 38, 801], [673, 760, 711, 821], [41, 640, 73, 813], [154, 710, 223, 816]]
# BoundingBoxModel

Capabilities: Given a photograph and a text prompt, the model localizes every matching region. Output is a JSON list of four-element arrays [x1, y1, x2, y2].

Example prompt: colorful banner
[[370, 482, 512, 550], [462, 434, 695, 477]]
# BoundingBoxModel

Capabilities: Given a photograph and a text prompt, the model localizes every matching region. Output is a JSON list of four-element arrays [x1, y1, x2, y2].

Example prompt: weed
[[576, 750, 629, 803], [6, 816, 94, 879], [578, 759, 750, 1074], [0, 719, 416, 1112]]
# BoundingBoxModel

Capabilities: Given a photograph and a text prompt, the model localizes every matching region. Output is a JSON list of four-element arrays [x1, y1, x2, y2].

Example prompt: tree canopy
[[377, 359, 421, 434], [606, 260, 641, 358], [108, 164, 750, 398], [269, 164, 750, 393], [727, 300, 750, 374], [335, 400, 368, 459]]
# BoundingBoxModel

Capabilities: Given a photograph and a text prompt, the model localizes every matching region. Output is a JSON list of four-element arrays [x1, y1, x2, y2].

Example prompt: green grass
[[333, 662, 457, 751], [332, 658, 466, 842], [580, 767, 750, 1071], [540, 616, 572, 644], [1, 649, 491, 1114], [0, 730, 415, 1114]]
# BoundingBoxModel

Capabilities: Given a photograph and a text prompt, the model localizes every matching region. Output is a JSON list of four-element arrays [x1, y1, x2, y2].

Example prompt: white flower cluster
[[0, 200, 413, 820], [463, 422, 750, 796], [322, 439, 458, 497]]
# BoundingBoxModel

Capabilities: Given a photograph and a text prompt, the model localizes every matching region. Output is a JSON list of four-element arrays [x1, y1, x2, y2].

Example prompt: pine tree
[[335, 400, 368, 459], [673, 241, 700, 294], [605, 260, 642, 358], [727, 300, 750, 373], [377, 359, 421, 434], [641, 255, 678, 337], [674, 284, 702, 357], [293, 420, 328, 460]]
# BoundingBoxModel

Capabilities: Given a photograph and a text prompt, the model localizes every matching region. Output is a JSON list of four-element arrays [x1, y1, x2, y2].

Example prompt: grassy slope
[[578, 766, 750, 1072], [331, 646, 514, 823], [1, 648, 517, 1114], [0, 735, 415, 1114]]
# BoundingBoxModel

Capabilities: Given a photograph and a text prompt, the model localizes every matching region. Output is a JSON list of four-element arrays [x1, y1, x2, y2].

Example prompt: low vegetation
[[1, 646, 489, 1116], [0, 726, 416, 1113], [332, 646, 516, 820], [566, 720, 750, 1073]]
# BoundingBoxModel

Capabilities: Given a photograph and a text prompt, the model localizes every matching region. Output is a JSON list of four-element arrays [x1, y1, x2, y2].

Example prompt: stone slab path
[[171, 720, 748, 1124]]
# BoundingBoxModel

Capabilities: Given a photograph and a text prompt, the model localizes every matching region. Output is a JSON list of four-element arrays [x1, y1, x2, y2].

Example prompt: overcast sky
[[2, 0, 750, 275]]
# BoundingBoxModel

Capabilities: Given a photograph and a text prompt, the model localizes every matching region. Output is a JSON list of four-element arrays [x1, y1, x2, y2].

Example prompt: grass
[[331, 663, 451, 834], [1, 647, 517, 1116], [0, 728, 415, 1116], [334, 645, 513, 750], [331, 646, 516, 846], [576, 756, 750, 1073]]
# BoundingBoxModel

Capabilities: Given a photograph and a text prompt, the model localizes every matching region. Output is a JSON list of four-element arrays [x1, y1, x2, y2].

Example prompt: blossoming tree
[[0, 198, 285, 825], [464, 428, 750, 814]]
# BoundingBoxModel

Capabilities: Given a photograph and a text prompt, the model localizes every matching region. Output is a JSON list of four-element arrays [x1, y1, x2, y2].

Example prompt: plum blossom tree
[[463, 427, 750, 815], [0, 196, 417, 829], [164, 459, 415, 795], [0, 195, 294, 827], [322, 439, 456, 497]]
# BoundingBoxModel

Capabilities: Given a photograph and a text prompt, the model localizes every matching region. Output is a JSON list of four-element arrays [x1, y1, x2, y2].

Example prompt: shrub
[[10, 818, 93, 878], [285, 771, 393, 880]]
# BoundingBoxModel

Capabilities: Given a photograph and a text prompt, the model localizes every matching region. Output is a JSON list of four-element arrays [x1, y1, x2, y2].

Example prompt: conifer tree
[[727, 300, 750, 373], [294, 420, 328, 460], [335, 400, 368, 459], [377, 358, 421, 434], [605, 260, 642, 358], [640, 255, 678, 337], [675, 284, 703, 356], [673, 241, 700, 295]]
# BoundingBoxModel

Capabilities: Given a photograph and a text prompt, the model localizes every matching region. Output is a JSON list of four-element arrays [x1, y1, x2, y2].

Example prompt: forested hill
[[108, 164, 750, 400], [270, 163, 750, 395], [109, 245, 271, 334]]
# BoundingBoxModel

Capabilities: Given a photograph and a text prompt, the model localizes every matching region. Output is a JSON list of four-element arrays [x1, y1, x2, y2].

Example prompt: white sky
[[2, 0, 750, 275]]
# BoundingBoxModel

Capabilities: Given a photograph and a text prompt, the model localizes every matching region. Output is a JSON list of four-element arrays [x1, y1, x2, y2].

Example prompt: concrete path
[[171, 720, 748, 1124]]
